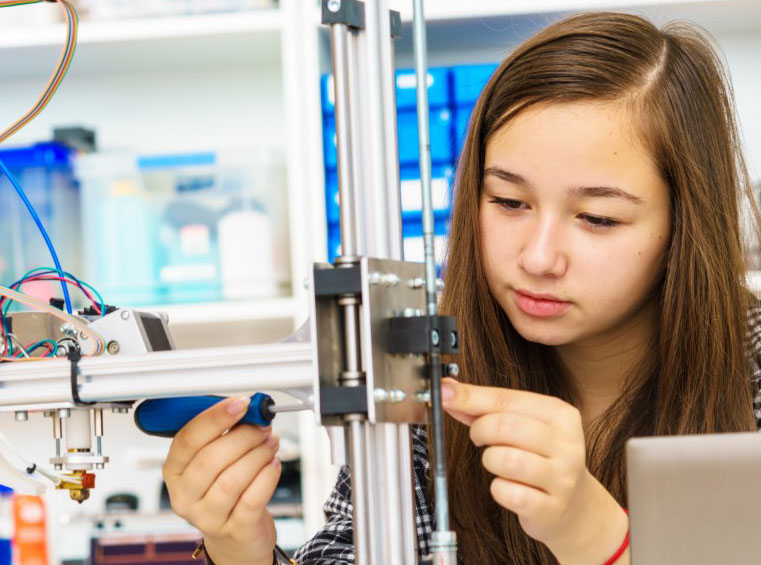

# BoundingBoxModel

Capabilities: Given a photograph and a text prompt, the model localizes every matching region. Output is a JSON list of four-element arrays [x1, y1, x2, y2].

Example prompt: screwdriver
[[134, 392, 306, 438]]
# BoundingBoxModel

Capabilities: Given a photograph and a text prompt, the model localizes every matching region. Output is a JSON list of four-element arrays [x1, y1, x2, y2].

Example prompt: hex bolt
[[373, 388, 389, 403], [436, 278, 445, 291], [446, 363, 460, 377], [415, 390, 431, 403], [381, 274, 401, 286], [368, 272, 382, 286], [408, 277, 425, 289], [120, 310, 130, 320], [57, 408, 71, 419], [388, 389, 406, 403], [107, 341, 121, 355], [14, 411, 28, 422], [327, 0, 341, 12], [450, 331, 458, 349], [59, 323, 76, 337], [431, 330, 440, 347], [43, 410, 55, 418]]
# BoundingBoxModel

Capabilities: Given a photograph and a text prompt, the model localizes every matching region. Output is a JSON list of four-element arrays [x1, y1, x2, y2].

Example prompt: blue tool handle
[[134, 393, 274, 437]]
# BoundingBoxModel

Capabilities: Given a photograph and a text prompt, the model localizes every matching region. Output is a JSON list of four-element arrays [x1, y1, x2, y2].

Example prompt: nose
[[518, 216, 568, 278]]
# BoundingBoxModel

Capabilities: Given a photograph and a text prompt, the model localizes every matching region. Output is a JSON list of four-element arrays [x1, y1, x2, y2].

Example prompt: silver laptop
[[626, 432, 761, 565]]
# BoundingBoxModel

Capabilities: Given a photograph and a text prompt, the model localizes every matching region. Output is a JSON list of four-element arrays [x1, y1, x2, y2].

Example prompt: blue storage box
[[402, 218, 449, 267], [324, 164, 453, 227], [324, 108, 454, 169], [321, 67, 451, 115], [0, 142, 80, 289], [395, 67, 451, 110], [396, 108, 454, 165], [452, 63, 498, 105]]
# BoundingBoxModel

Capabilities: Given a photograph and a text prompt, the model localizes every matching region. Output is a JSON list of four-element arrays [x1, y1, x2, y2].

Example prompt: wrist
[[548, 475, 629, 565], [199, 537, 275, 565]]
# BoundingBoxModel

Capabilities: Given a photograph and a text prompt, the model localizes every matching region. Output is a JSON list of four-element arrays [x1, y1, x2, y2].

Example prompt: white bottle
[[218, 207, 277, 300]]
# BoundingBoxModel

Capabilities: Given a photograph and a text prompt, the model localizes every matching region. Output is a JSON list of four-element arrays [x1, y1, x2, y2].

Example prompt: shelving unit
[[1, 1, 760, 562]]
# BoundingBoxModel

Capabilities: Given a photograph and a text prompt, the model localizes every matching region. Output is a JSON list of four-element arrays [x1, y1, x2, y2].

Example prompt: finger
[[441, 378, 570, 428], [198, 435, 280, 529], [490, 477, 552, 516], [179, 424, 273, 503], [482, 446, 554, 493], [227, 456, 282, 530], [444, 406, 477, 427], [164, 395, 252, 477], [470, 412, 558, 457]]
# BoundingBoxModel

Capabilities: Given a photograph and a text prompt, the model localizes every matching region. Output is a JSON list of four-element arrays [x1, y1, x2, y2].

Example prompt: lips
[[513, 289, 572, 318]]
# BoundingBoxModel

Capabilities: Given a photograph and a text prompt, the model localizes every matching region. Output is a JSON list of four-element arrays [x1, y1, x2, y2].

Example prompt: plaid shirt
[[294, 305, 761, 564]]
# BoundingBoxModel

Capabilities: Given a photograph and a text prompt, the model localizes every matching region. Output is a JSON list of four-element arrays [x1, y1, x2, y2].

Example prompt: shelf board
[[396, 0, 761, 33], [139, 296, 299, 326], [0, 10, 284, 78]]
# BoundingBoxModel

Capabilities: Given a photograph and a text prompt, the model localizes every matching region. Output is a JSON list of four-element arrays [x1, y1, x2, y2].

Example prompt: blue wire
[[0, 157, 72, 314]]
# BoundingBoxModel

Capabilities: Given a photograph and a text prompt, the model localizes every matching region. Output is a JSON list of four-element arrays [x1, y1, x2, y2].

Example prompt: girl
[[162, 11, 761, 565]]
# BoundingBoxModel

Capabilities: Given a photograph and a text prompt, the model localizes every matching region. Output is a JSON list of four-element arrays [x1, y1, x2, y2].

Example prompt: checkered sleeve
[[293, 425, 433, 563], [747, 302, 761, 430]]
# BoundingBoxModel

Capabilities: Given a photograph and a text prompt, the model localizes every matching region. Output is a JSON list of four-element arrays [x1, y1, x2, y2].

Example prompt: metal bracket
[[322, 0, 402, 38], [388, 316, 459, 355]]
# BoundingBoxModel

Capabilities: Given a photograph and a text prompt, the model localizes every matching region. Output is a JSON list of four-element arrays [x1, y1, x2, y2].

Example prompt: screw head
[[408, 277, 425, 289], [381, 274, 401, 286], [327, 0, 341, 12], [446, 363, 460, 377], [368, 272, 382, 286], [373, 388, 389, 403], [388, 389, 406, 403], [14, 411, 28, 422], [59, 323, 76, 337], [120, 310, 130, 320], [450, 331, 458, 349], [57, 408, 71, 419], [415, 390, 431, 404], [431, 330, 440, 347], [107, 341, 121, 355], [436, 278, 445, 291]]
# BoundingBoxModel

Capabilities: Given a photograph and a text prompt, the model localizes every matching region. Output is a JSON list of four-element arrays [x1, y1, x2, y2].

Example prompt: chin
[[506, 311, 577, 346]]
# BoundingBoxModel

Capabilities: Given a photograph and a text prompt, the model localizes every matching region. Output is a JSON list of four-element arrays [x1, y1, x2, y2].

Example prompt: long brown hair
[[437, 12, 757, 564]]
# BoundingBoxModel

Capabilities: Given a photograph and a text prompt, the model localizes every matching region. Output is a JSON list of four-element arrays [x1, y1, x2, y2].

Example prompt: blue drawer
[[452, 63, 498, 106], [324, 108, 454, 169], [322, 67, 451, 115]]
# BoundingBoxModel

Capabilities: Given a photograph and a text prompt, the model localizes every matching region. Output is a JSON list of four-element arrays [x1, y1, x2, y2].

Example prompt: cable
[[0, 270, 105, 356], [0, 159, 73, 314], [0, 0, 78, 144], [0, 285, 106, 361]]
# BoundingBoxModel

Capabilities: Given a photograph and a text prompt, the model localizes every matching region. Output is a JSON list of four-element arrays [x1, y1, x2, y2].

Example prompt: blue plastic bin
[[452, 63, 498, 105], [0, 142, 80, 289], [321, 67, 451, 115]]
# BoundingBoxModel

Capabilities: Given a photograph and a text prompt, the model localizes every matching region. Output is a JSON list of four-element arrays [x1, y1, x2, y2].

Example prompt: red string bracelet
[[557, 508, 630, 565]]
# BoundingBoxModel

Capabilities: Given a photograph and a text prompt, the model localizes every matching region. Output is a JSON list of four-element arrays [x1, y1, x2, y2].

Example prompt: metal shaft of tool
[[412, 0, 457, 560]]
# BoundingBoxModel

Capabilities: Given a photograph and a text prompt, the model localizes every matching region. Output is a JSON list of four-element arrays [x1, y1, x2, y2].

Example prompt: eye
[[579, 214, 620, 230], [488, 197, 526, 211]]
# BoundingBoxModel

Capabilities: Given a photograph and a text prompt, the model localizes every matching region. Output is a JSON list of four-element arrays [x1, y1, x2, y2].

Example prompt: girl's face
[[479, 102, 670, 348]]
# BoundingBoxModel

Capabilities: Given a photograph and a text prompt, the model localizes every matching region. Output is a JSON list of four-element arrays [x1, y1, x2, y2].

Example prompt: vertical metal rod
[[397, 424, 419, 562], [348, 418, 371, 564], [413, 0, 457, 560], [331, 23, 359, 258]]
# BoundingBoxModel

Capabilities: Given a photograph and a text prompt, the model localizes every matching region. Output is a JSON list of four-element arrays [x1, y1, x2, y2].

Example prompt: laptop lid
[[626, 432, 761, 565]]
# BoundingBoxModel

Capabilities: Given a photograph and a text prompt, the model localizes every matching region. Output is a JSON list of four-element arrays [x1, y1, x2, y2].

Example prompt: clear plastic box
[[75, 148, 290, 306]]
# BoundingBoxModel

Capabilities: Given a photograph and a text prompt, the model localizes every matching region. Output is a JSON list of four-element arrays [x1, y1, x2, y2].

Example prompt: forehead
[[484, 102, 664, 198]]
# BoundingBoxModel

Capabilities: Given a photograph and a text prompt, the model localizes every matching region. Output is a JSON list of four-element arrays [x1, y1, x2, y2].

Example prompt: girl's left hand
[[441, 378, 630, 565]]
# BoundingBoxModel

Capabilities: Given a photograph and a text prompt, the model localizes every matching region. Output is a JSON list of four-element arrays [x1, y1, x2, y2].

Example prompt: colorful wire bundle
[[0, 0, 78, 145], [0, 281, 106, 362]]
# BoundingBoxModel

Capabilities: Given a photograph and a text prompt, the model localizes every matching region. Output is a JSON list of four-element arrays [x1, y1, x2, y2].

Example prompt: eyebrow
[[484, 166, 645, 205]]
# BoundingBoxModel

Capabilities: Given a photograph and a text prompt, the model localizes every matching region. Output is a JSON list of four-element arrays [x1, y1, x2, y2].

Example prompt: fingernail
[[265, 434, 280, 448], [441, 382, 455, 402], [227, 396, 250, 415]]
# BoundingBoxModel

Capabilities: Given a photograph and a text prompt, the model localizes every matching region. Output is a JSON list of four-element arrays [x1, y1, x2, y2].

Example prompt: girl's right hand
[[162, 395, 282, 565]]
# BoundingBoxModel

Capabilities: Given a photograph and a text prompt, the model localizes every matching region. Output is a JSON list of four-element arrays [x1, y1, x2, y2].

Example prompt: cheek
[[581, 230, 668, 306]]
